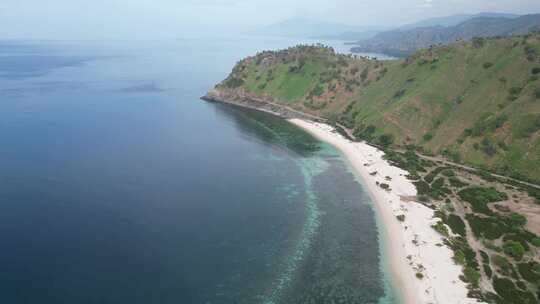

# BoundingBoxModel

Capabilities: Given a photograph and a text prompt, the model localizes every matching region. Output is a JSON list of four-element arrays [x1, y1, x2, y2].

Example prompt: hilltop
[[351, 14, 540, 57], [205, 33, 540, 184]]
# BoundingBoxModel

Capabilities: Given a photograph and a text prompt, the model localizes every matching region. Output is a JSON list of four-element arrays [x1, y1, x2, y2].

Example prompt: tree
[[377, 134, 394, 148], [360, 67, 369, 82], [503, 241, 525, 260], [472, 37, 485, 48], [509, 213, 527, 227]]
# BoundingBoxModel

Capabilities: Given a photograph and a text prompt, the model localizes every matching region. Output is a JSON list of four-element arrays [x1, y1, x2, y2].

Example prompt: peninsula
[[203, 33, 540, 304]]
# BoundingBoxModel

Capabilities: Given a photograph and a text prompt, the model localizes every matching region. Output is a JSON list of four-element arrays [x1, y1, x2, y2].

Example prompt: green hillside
[[350, 14, 540, 56], [210, 33, 540, 183]]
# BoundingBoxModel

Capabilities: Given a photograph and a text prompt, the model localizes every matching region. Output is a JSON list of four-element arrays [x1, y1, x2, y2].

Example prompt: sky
[[1, 0, 540, 39]]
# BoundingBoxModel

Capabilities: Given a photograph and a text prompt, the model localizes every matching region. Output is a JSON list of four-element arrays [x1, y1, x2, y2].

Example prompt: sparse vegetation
[[518, 262, 540, 283], [432, 221, 449, 236], [458, 187, 507, 215], [535, 88, 540, 99], [447, 214, 466, 237], [215, 34, 540, 182], [493, 276, 537, 303], [214, 36, 540, 301], [503, 241, 525, 260]]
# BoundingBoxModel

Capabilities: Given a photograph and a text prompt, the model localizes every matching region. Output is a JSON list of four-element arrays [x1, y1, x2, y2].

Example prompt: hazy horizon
[[1, 1, 540, 40]]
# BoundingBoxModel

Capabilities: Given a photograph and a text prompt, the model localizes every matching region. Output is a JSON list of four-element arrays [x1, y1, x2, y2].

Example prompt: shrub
[[478, 170, 496, 182], [531, 237, 540, 247], [469, 113, 508, 137], [515, 114, 540, 138], [432, 221, 449, 236], [377, 134, 394, 147], [454, 249, 466, 265], [458, 187, 508, 215], [503, 241, 525, 260], [360, 67, 369, 81], [311, 84, 324, 96], [532, 67, 540, 75], [516, 281, 527, 291], [449, 177, 468, 188], [353, 124, 376, 140], [483, 240, 502, 252], [441, 169, 455, 177], [502, 232, 533, 251], [509, 86, 523, 96], [424, 167, 447, 183], [466, 214, 506, 240], [423, 132, 433, 142], [446, 237, 479, 270], [493, 276, 537, 303], [418, 195, 430, 202], [432, 177, 445, 189], [446, 150, 462, 163], [394, 89, 406, 98], [224, 77, 244, 88], [416, 272, 424, 279], [483, 62, 493, 69], [463, 267, 481, 287], [472, 37, 485, 48], [493, 255, 512, 274], [509, 213, 527, 228], [447, 214, 466, 237], [481, 137, 497, 156], [482, 137, 497, 156], [518, 262, 540, 283], [483, 264, 493, 278], [396, 214, 405, 222], [480, 250, 490, 263], [535, 88, 540, 99], [524, 45, 538, 61]]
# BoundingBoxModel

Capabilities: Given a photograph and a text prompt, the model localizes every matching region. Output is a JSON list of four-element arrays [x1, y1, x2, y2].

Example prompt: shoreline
[[288, 119, 479, 304]]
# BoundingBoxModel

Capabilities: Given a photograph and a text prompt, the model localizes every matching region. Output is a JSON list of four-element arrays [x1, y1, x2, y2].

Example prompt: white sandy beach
[[289, 119, 481, 304]]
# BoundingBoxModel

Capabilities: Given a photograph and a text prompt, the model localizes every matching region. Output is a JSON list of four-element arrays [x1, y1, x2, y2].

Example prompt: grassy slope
[[216, 34, 540, 183]]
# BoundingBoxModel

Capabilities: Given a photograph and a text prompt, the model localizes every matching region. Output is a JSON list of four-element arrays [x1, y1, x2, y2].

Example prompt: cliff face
[[203, 88, 327, 122], [205, 35, 540, 183]]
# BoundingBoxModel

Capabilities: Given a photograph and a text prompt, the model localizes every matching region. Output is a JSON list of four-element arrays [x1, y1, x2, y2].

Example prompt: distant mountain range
[[399, 12, 519, 30], [351, 14, 540, 57], [250, 18, 387, 40]]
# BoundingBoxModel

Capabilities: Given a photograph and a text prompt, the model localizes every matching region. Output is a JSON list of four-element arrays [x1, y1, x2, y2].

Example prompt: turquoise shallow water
[[0, 37, 398, 303], [338, 152, 403, 304]]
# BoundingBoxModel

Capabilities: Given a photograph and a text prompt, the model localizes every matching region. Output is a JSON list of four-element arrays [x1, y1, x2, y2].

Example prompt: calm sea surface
[[0, 37, 397, 303]]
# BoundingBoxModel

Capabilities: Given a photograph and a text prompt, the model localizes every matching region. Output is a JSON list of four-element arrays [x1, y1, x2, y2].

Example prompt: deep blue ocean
[[0, 37, 397, 303]]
